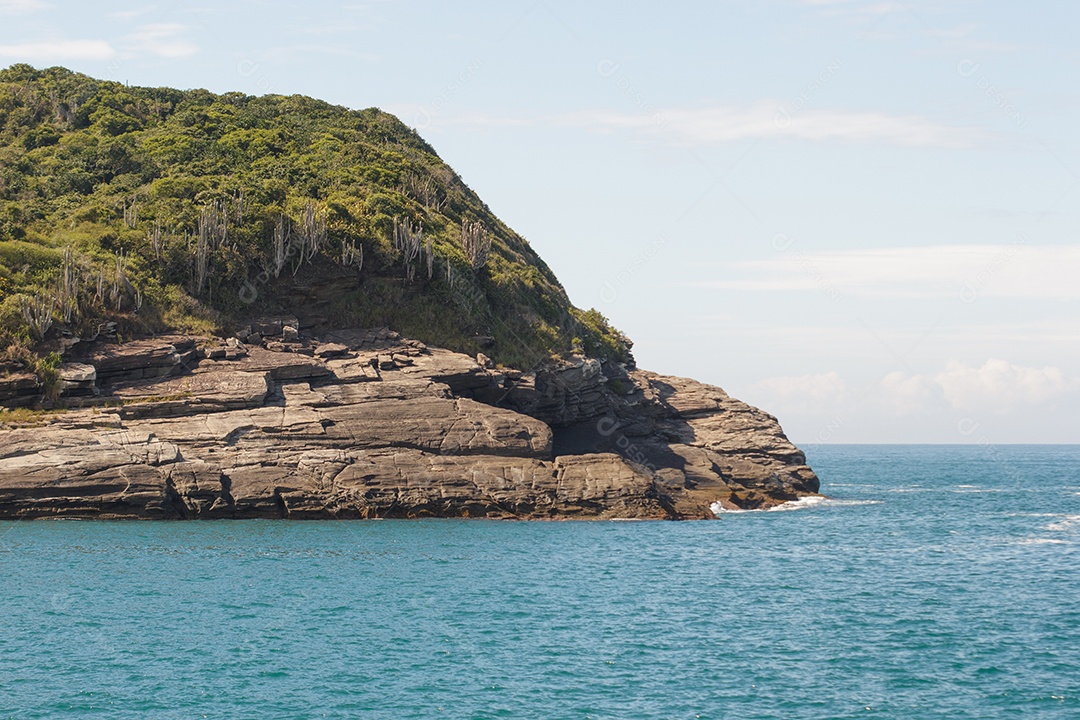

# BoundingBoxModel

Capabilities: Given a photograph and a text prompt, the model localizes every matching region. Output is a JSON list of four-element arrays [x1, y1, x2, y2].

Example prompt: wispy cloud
[[703, 244, 1080, 299], [261, 43, 379, 62], [110, 6, 156, 20], [798, 1, 1019, 52], [0, 24, 197, 63], [0, 0, 49, 14], [124, 23, 198, 58], [609, 104, 984, 148], [929, 23, 1020, 53], [0, 38, 115, 60], [799, 0, 907, 19], [413, 103, 987, 149]]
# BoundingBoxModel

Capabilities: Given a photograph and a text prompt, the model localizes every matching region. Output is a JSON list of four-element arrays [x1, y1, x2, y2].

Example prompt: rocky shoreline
[[0, 324, 819, 520]]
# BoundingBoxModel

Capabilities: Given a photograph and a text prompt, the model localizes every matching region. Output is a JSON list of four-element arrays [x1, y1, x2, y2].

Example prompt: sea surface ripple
[[1, 445, 1078, 718]]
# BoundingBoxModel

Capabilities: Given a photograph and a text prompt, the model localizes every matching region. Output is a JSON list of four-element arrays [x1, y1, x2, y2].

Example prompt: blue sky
[[2, 0, 1077, 443]]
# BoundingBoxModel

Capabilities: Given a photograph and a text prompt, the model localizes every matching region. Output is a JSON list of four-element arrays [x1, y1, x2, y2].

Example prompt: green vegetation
[[0, 65, 631, 371], [0, 406, 60, 427]]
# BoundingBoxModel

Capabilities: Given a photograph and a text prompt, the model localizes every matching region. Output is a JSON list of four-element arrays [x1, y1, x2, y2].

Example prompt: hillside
[[0, 65, 821, 517], [0, 64, 629, 375]]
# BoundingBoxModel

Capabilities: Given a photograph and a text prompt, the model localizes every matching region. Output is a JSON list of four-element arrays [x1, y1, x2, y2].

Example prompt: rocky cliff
[[0, 325, 818, 520]]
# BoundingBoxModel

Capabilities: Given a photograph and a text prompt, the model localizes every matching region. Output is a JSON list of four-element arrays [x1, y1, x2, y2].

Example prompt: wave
[[1043, 515, 1080, 532], [1003, 513, 1063, 520], [710, 496, 882, 517], [768, 495, 828, 512], [1012, 538, 1072, 546]]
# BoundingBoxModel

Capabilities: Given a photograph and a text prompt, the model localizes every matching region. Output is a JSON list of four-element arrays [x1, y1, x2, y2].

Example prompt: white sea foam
[[1043, 515, 1080, 532], [710, 496, 881, 517], [1013, 538, 1071, 546], [768, 495, 828, 511]]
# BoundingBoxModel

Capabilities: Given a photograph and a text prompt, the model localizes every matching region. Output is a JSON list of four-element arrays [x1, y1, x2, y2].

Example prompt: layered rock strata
[[0, 328, 818, 520]]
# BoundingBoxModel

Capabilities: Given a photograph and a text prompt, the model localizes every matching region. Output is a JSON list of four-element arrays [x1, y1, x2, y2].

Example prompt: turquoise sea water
[[1, 445, 1078, 719]]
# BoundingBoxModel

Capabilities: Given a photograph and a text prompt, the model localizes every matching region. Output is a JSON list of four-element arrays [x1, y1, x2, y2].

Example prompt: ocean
[[1, 445, 1077, 719]]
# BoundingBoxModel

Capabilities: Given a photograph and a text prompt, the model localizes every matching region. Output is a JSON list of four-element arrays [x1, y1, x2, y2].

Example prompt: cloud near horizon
[[748, 359, 1080, 422], [703, 244, 1080, 300]]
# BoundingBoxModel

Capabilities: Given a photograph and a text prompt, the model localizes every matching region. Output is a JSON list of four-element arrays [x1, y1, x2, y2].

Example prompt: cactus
[[19, 293, 55, 340], [298, 200, 327, 261], [342, 239, 364, 270], [393, 216, 423, 282], [122, 197, 139, 229], [461, 220, 490, 270], [56, 246, 79, 324], [273, 214, 290, 278], [147, 219, 165, 267]]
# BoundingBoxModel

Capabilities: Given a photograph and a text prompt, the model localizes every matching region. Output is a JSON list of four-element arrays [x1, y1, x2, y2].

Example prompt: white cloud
[[925, 23, 1021, 53], [880, 371, 938, 415], [798, 1, 1019, 52], [577, 104, 985, 149], [0, 0, 48, 14], [704, 244, 1080, 300], [745, 360, 1078, 443], [125, 24, 198, 58], [405, 103, 987, 150], [0, 39, 115, 60], [746, 372, 848, 415], [110, 7, 156, 20], [0, 24, 197, 63], [798, 0, 907, 20], [935, 359, 1078, 412]]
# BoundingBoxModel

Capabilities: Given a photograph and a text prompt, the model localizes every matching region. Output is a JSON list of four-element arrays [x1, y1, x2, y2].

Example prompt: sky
[[1, 0, 1077, 444]]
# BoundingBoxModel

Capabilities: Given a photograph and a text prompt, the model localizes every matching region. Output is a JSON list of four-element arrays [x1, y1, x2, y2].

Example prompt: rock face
[[0, 328, 818, 520]]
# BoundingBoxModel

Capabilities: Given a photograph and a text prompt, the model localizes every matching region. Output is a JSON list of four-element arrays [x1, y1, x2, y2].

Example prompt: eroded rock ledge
[[0, 327, 818, 520]]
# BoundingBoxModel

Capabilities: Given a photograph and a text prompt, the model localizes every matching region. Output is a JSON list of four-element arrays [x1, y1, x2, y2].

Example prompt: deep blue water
[[1, 445, 1078, 719]]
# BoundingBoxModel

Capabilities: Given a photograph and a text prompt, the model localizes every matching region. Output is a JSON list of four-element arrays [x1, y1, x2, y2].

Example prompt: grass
[[0, 406, 63, 428]]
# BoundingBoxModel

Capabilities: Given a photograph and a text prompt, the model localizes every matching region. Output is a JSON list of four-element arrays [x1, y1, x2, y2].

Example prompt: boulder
[[89, 338, 193, 385], [0, 372, 39, 408], [316, 343, 351, 359], [58, 363, 97, 397]]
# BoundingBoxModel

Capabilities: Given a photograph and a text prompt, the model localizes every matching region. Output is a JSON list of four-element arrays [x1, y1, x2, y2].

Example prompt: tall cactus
[[19, 293, 55, 340], [393, 216, 422, 282], [297, 200, 327, 261], [461, 220, 490, 270]]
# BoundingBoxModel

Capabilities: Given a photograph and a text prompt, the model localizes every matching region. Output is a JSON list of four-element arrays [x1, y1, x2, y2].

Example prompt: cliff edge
[[0, 326, 818, 520]]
